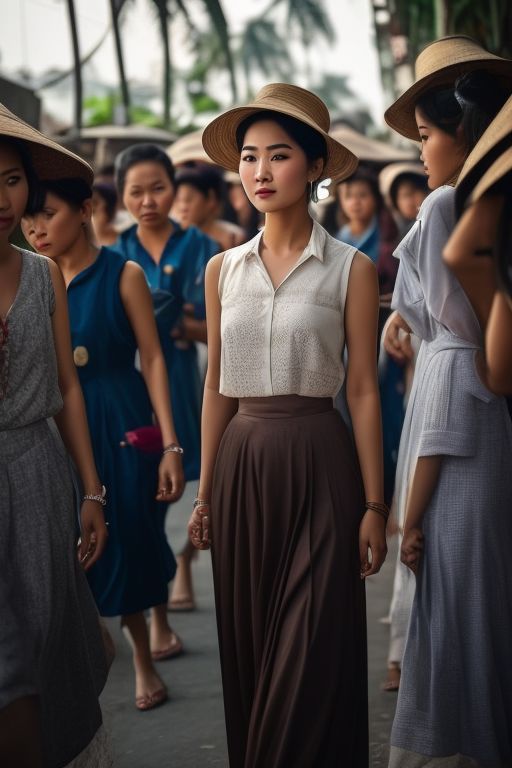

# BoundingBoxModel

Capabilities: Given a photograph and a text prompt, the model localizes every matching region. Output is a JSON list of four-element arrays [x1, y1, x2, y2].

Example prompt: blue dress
[[114, 222, 218, 481], [67, 247, 176, 616]]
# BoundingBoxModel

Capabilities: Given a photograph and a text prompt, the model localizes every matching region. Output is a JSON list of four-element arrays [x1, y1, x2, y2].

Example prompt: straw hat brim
[[466, 146, 512, 205], [202, 104, 358, 183], [0, 103, 93, 184], [385, 59, 512, 141]]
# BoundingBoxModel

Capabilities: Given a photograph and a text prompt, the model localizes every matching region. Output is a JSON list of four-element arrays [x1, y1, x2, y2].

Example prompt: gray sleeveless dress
[[0, 250, 109, 767]]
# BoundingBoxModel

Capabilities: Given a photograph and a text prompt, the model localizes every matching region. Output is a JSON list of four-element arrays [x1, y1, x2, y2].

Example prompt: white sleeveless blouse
[[218, 220, 357, 398]]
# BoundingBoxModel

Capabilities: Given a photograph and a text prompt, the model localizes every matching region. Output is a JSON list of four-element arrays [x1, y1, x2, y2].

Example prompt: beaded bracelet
[[83, 485, 107, 507], [193, 498, 210, 509], [365, 501, 390, 522], [163, 442, 184, 455]]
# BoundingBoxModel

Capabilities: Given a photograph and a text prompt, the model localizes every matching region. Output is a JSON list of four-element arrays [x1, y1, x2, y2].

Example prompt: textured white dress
[[388, 187, 512, 767]]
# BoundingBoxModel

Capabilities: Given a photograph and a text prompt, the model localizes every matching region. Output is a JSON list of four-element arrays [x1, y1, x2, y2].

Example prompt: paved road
[[101, 484, 398, 767]]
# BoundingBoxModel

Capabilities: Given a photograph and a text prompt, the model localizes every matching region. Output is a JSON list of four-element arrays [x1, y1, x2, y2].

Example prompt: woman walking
[[22, 176, 185, 711], [113, 144, 219, 613], [0, 104, 110, 766], [382, 36, 512, 767], [188, 83, 388, 767]]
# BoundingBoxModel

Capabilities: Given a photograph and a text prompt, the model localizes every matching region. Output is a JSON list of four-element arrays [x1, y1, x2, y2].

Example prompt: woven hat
[[379, 161, 425, 199], [456, 95, 512, 207], [385, 36, 512, 140], [0, 102, 93, 184], [202, 83, 358, 183], [167, 129, 214, 167]]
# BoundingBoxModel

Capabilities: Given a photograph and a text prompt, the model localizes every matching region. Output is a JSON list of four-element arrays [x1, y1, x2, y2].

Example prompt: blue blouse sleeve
[[181, 229, 219, 319]]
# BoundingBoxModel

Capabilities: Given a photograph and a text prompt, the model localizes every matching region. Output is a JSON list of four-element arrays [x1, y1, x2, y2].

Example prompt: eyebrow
[[241, 143, 293, 151], [0, 166, 22, 176], [417, 125, 429, 130]]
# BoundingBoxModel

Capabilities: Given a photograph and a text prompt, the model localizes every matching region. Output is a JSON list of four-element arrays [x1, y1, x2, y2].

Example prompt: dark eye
[[271, 154, 287, 161], [241, 154, 256, 162], [7, 174, 22, 186], [419, 134, 428, 141]]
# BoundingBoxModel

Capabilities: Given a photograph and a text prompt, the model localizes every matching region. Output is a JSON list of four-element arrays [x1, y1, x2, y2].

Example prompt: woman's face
[[122, 161, 174, 227], [0, 143, 29, 242], [21, 191, 89, 258], [238, 119, 322, 214], [338, 180, 376, 226], [173, 184, 211, 228], [415, 106, 467, 190]]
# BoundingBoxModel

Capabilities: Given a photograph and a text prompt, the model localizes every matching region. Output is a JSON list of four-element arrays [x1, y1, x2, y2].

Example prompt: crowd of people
[[0, 31, 511, 768]]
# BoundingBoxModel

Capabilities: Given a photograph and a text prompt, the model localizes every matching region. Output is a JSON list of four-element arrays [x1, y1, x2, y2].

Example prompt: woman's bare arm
[[401, 455, 442, 573], [47, 258, 107, 569], [188, 253, 238, 549], [345, 252, 387, 577], [486, 291, 512, 394], [119, 260, 184, 502]]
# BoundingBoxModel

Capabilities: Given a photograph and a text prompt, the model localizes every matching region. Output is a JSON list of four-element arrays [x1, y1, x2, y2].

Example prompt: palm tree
[[66, 0, 82, 133], [109, 0, 131, 124], [237, 19, 292, 98]]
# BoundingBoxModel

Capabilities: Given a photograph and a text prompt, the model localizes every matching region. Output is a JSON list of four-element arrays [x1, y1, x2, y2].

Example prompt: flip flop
[[135, 687, 168, 711], [167, 596, 197, 612], [151, 631, 184, 661]]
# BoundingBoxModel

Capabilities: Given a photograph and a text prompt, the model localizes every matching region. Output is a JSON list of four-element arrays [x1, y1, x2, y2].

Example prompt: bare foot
[[150, 628, 183, 661], [133, 656, 167, 704], [381, 664, 401, 692], [168, 551, 197, 611]]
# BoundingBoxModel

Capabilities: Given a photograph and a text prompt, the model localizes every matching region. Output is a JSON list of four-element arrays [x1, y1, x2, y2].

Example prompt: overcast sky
[[0, 0, 386, 127]]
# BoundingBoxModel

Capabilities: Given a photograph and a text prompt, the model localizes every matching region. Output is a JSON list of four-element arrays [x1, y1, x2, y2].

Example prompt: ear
[[81, 198, 93, 223], [308, 157, 325, 183]]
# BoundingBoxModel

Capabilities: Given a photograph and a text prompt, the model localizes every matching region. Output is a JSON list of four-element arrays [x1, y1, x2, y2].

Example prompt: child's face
[[338, 180, 376, 226], [395, 180, 426, 221], [0, 143, 29, 242], [22, 191, 89, 259]]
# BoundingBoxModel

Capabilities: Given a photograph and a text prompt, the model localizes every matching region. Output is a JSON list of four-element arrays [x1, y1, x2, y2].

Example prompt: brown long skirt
[[211, 395, 368, 768]]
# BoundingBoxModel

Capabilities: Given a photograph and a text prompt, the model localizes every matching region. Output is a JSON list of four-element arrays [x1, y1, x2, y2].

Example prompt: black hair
[[339, 167, 384, 212], [235, 110, 327, 168], [0, 136, 39, 211], [25, 177, 92, 215], [114, 143, 175, 195], [417, 70, 510, 148], [389, 172, 429, 210], [175, 167, 225, 200], [92, 181, 117, 221]]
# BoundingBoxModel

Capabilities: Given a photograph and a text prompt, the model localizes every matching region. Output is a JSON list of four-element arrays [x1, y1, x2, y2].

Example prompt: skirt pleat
[[211, 395, 368, 768]]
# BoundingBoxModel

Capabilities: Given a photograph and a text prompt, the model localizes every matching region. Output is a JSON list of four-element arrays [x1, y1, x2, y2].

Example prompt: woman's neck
[[56, 236, 99, 287], [136, 218, 174, 264], [348, 217, 373, 237], [262, 204, 313, 257]]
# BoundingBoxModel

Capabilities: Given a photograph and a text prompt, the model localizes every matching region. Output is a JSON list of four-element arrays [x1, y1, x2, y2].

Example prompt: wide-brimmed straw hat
[[202, 83, 358, 183], [167, 129, 214, 167], [0, 102, 93, 184], [456, 95, 512, 208], [385, 35, 512, 140], [379, 161, 425, 199]]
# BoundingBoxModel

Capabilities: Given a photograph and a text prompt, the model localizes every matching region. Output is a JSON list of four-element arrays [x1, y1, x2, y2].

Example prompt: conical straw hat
[[202, 83, 358, 183], [385, 36, 512, 140], [0, 102, 93, 184]]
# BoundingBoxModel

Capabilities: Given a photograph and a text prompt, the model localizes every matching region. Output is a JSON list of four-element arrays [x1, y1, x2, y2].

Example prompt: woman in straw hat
[[444, 95, 512, 395], [187, 82, 388, 767], [381, 36, 512, 767], [21, 175, 186, 712], [0, 105, 111, 765]]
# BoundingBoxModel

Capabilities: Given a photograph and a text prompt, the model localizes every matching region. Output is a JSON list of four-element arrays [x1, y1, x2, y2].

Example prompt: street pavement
[[101, 484, 398, 767]]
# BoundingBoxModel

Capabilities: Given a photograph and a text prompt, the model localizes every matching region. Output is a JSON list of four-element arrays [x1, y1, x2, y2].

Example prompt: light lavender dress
[[388, 187, 512, 768], [0, 250, 110, 767]]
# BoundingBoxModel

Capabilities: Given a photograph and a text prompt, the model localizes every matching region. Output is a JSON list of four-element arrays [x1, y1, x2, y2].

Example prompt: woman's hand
[[401, 526, 424, 574], [359, 510, 387, 578], [78, 501, 108, 571], [156, 452, 185, 503], [188, 503, 211, 550], [383, 310, 414, 364]]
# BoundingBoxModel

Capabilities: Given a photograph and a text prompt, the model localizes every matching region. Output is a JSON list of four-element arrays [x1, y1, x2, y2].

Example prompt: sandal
[[381, 664, 401, 692], [135, 686, 168, 712], [151, 631, 184, 661]]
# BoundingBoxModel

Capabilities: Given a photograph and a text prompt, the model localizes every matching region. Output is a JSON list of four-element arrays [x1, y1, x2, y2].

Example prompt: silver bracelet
[[193, 498, 210, 509], [163, 442, 184, 455], [82, 484, 107, 507]]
